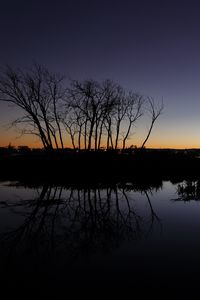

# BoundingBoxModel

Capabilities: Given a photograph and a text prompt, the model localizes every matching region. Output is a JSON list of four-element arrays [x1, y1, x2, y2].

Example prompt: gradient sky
[[1, 0, 200, 148]]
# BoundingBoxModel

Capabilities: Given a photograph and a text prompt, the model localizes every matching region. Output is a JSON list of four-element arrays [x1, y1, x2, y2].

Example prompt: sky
[[1, 0, 200, 148]]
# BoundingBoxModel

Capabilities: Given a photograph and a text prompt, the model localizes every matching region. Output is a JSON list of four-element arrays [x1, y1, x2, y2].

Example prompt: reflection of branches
[[0, 183, 162, 261], [0, 185, 65, 256], [143, 190, 162, 235], [171, 180, 200, 202]]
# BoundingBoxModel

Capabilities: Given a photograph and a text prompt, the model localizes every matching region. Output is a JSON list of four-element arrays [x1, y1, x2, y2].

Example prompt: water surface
[[0, 180, 200, 295]]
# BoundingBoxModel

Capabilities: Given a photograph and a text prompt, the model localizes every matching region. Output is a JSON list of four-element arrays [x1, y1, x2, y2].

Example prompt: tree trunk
[[115, 120, 121, 149], [88, 118, 95, 150], [122, 121, 132, 150], [52, 97, 64, 149], [32, 114, 52, 150], [84, 120, 88, 150], [98, 120, 104, 149], [94, 120, 100, 151], [78, 124, 82, 151], [141, 120, 154, 149]]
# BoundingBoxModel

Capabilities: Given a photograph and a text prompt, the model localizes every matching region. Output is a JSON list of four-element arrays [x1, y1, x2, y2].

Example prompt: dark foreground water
[[0, 179, 200, 296]]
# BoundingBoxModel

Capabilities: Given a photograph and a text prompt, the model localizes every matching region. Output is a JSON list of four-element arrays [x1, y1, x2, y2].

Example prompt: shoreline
[[0, 151, 200, 185]]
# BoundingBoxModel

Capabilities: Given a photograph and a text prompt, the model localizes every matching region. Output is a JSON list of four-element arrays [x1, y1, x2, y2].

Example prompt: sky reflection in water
[[0, 180, 200, 294]]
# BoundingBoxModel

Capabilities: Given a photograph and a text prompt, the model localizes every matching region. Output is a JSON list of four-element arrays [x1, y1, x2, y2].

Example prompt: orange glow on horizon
[[1, 129, 200, 150], [1, 139, 200, 150]]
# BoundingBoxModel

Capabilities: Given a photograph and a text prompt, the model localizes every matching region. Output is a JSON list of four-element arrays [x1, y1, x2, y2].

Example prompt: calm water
[[0, 180, 200, 295]]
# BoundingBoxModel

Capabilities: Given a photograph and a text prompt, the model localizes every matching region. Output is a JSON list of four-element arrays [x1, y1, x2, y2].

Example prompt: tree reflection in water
[[173, 180, 200, 202], [0, 182, 162, 261]]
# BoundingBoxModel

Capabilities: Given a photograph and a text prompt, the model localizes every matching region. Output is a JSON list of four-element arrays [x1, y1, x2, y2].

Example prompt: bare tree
[[113, 87, 127, 149], [97, 81, 117, 150], [0, 64, 66, 150], [67, 79, 117, 151], [141, 97, 164, 149], [64, 117, 77, 149], [122, 93, 144, 150], [66, 80, 90, 150], [0, 65, 51, 150], [66, 79, 150, 151], [46, 72, 66, 149]]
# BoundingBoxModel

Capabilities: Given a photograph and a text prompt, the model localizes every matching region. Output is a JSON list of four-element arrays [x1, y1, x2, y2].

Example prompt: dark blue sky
[[1, 0, 200, 148]]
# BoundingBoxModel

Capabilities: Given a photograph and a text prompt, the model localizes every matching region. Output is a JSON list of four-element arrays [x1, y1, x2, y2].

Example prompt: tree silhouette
[[0, 64, 66, 150], [66, 79, 146, 150], [0, 64, 163, 151], [141, 97, 164, 149]]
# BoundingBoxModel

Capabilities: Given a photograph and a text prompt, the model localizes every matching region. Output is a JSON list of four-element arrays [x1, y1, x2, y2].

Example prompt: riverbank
[[0, 150, 200, 184]]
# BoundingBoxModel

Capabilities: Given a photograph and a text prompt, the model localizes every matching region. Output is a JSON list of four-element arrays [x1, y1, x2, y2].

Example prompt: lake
[[0, 179, 200, 296]]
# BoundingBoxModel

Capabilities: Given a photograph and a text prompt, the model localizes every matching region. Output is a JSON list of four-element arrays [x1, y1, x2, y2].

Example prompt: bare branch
[[141, 97, 164, 149]]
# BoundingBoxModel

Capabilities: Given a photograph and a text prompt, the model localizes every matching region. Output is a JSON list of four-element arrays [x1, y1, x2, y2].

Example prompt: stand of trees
[[0, 64, 163, 151]]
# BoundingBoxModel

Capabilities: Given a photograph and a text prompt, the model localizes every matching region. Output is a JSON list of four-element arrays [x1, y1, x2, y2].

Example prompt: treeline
[[0, 64, 163, 151]]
